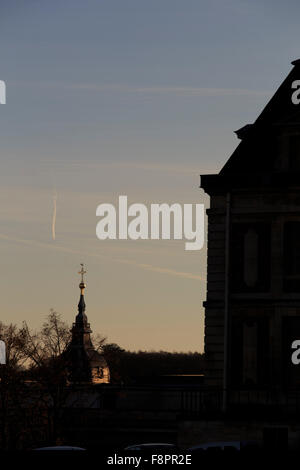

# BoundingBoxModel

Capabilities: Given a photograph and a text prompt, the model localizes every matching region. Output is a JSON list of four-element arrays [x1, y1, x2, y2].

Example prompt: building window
[[231, 223, 270, 293], [231, 317, 269, 388], [289, 135, 300, 171], [263, 427, 288, 451], [283, 222, 300, 292], [243, 320, 258, 385], [243, 229, 259, 287]]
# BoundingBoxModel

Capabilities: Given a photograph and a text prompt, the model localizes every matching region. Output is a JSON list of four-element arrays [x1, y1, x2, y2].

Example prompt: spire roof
[[75, 263, 89, 327], [65, 263, 109, 384]]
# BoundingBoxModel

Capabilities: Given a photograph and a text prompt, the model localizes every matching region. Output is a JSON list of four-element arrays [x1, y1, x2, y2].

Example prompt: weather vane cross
[[78, 263, 86, 283]]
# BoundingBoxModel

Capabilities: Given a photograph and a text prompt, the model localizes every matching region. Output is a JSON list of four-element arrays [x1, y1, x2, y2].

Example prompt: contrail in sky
[[52, 190, 57, 241], [0, 233, 206, 282]]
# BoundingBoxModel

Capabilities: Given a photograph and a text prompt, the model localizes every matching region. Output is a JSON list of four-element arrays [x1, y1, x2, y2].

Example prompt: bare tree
[[19, 310, 73, 444], [0, 322, 28, 369], [21, 309, 71, 366], [91, 332, 107, 352], [0, 322, 30, 449]]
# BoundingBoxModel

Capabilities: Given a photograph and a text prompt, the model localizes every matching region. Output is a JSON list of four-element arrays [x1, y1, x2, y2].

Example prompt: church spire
[[68, 262, 110, 384], [76, 263, 89, 326]]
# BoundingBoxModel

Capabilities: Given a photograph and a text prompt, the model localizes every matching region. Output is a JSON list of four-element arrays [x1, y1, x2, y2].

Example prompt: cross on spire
[[78, 263, 86, 283]]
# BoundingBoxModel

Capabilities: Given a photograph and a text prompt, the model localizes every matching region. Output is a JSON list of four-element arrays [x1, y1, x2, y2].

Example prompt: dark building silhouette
[[201, 59, 300, 405], [66, 264, 110, 384], [174, 59, 300, 450]]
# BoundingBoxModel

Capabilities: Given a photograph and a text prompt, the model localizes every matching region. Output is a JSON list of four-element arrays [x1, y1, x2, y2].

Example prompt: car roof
[[126, 443, 175, 448], [33, 446, 86, 451], [190, 441, 242, 449]]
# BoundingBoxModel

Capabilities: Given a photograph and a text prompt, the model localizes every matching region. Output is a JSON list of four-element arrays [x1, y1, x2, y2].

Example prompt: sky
[[0, 0, 300, 352]]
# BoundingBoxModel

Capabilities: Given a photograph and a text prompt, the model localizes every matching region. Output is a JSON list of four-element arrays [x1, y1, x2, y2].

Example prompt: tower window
[[95, 366, 104, 378]]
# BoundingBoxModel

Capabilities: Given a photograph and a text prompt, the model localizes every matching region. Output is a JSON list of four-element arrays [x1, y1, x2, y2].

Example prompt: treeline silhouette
[[102, 344, 204, 383]]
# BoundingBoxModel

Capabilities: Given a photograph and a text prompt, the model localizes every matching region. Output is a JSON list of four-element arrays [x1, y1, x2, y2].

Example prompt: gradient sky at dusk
[[1, 0, 300, 351]]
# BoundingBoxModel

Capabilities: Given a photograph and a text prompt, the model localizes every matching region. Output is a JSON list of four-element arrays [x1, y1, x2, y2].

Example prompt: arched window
[[231, 223, 270, 293], [289, 135, 300, 170], [244, 228, 259, 287], [283, 221, 300, 292]]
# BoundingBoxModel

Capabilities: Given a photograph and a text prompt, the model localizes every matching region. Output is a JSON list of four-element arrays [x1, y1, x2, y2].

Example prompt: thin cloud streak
[[66, 83, 271, 97], [41, 159, 218, 176], [25, 80, 271, 98], [0, 233, 205, 282], [116, 258, 206, 281]]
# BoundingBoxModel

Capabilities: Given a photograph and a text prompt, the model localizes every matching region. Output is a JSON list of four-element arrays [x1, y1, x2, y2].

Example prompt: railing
[[180, 388, 300, 418], [94, 385, 300, 418], [3, 383, 300, 419]]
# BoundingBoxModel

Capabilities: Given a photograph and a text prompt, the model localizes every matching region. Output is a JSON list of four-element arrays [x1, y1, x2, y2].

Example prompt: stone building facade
[[201, 59, 300, 400]]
